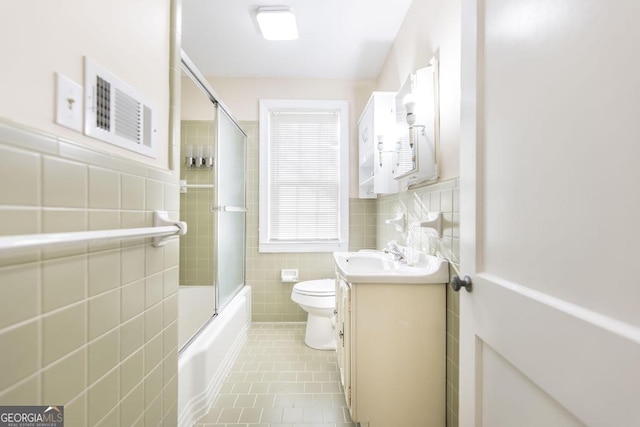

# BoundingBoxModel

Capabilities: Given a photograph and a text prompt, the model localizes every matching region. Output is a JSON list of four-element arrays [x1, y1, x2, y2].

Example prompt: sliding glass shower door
[[214, 106, 246, 311]]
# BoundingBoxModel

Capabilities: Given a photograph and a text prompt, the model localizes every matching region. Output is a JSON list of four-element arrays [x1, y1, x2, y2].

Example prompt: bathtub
[[177, 285, 252, 427]]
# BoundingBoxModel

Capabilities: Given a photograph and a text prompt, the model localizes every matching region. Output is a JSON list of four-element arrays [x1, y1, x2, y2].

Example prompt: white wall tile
[[42, 255, 87, 313], [120, 314, 145, 360], [88, 250, 121, 297], [63, 393, 86, 427], [42, 209, 87, 233], [121, 174, 145, 210], [120, 382, 144, 426], [145, 179, 164, 210], [144, 364, 163, 408], [0, 263, 39, 329], [95, 406, 119, 427], [0, 320, 39, 390], [43, 304, 85, 365], [145, 303, 164, 341], [87, 368, 119, 426], [88, 289, 119, 340], [121, 245, 145, 285], [0, 376, 39, 405], [164, 182, 180, 211], [0, 145, 40, 206], [43, 157, 87, 208], [121, 279, 145, 322], [145, 244, 164, 276], [42, 349, 86, 404], [145, 273, 164, 309], [89, 167, 120, 209], [144, 333, 164, 375], [88, 329, 119, 383]]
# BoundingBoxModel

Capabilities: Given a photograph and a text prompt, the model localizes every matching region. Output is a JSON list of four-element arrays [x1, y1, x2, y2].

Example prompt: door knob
[[451, 275, 473, 292]]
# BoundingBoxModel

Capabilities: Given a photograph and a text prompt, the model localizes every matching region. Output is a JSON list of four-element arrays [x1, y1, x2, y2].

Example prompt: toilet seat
[[293, 279, 335, 296]]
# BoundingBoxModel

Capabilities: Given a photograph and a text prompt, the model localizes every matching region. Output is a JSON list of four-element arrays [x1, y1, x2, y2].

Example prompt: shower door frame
[[212, 103, 247, 313], [179, 51, 247, 352]]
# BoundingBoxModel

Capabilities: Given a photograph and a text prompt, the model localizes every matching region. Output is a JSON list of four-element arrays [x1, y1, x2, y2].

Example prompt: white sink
[[333, 251, 449, 284]]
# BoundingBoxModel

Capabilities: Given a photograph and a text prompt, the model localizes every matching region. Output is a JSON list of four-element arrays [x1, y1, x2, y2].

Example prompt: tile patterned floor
[[195, 323, 357, 427]]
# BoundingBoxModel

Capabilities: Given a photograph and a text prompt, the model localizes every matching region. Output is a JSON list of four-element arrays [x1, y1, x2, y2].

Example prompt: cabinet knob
[[451, 275, 473, 292]]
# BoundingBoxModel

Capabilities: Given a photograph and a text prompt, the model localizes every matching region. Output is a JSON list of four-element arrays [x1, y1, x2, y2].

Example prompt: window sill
[[258, 241, 349, 253]]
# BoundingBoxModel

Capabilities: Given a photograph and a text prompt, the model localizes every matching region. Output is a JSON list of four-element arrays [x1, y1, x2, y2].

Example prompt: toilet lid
[[293, 279, 335, 296]]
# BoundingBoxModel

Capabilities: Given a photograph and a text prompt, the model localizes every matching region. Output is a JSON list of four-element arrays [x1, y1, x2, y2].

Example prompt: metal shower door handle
[[212, 206, 247, 212]]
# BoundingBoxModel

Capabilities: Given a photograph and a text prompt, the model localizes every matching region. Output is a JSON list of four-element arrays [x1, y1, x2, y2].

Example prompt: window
[[259, 99, 349, 252]]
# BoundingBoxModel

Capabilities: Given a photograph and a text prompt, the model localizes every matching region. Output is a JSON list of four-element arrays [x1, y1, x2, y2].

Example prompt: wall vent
[[84, 57, 158, 158]]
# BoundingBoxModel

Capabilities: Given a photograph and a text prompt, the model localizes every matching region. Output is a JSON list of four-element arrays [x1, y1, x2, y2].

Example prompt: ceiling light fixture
[[256, 7, 298, 41]]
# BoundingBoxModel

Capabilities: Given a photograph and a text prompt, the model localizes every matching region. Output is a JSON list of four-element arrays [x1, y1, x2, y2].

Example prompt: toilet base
[[304, 313, 336, 350]]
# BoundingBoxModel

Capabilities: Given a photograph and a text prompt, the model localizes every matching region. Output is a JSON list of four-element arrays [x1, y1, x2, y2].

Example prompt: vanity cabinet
[[357, 92, 397, 198], [335, 273, 445, 427]]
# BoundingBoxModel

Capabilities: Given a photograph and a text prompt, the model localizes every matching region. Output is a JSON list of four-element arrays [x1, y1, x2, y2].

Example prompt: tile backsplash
[[375, 178, 460, 427], [0, 119, 179, 426]]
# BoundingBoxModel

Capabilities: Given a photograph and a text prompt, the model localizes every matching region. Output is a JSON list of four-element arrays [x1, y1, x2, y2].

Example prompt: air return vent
[[84, 57, 158, 158]]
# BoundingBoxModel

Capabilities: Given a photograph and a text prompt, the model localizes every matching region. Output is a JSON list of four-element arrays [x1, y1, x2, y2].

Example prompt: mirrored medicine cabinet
[[357, 55, 440, 198]]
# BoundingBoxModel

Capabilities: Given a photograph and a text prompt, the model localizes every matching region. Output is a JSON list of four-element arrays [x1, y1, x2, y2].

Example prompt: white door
[[459, 1, 640, 426]]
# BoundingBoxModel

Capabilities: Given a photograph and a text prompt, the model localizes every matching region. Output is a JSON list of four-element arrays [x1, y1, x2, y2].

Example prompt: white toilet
[[291, 279, 336, 350]]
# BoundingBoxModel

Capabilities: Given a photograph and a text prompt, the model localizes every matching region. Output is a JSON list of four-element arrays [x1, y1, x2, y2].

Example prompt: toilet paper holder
[[281, 269, 299, 282]]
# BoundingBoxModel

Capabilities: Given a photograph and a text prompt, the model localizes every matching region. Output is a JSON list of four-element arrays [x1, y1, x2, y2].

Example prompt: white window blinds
[[269, 110, 341, 241], [259, 100, 349, 253]]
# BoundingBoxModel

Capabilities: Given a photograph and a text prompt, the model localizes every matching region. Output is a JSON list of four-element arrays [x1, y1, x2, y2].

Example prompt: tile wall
[[0, 119, 180, 426], [242, 121, 377, 322], [179, 120, 215, 286], [375, 178, 460, 427]]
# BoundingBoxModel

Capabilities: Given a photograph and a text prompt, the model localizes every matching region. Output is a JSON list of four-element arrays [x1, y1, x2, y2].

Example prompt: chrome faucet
[[384, 243, 406, 263]]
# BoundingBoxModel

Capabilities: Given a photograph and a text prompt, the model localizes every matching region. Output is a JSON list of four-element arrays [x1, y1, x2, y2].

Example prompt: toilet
[[291, 279, 336, 350]]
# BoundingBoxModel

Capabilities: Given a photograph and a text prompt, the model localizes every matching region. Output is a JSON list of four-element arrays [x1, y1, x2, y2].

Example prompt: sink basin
[[333, 251, 449, 284], [336, 255, 400, 271]]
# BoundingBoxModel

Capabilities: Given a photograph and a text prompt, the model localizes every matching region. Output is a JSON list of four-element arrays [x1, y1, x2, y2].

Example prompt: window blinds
[[268, 110, 341, 242]]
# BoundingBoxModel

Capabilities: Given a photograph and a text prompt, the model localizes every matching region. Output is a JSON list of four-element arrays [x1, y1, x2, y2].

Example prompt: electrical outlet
[[55, 72, 83, 132]]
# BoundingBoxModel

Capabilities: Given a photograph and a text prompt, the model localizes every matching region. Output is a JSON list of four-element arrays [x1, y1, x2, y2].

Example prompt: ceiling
[[181, 0, 414, 80]]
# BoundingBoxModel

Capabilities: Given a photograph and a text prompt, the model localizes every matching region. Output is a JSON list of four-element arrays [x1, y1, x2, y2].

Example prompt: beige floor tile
[[196, 323, 356, 427]]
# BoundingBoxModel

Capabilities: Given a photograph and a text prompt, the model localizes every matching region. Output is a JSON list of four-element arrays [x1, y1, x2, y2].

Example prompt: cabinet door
[[358, 104, 375, 198], [336, 278, 346, 385], [336, 279, 352, 410], [371, 93, 398, 194]]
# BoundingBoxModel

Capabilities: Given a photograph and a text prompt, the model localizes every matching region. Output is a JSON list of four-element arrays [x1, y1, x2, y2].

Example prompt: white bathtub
[[177, 285, 252, 427]]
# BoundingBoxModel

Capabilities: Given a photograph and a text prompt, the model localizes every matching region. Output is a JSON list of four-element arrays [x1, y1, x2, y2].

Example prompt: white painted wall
[[201, 76, 375, 196], [376, 0, 461, 180], [181, 76, 216, 121], [0, 0, 171, 169]]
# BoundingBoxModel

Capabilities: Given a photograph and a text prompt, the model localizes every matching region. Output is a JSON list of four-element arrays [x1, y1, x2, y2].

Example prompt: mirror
[[393, 56, 439, 187]]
